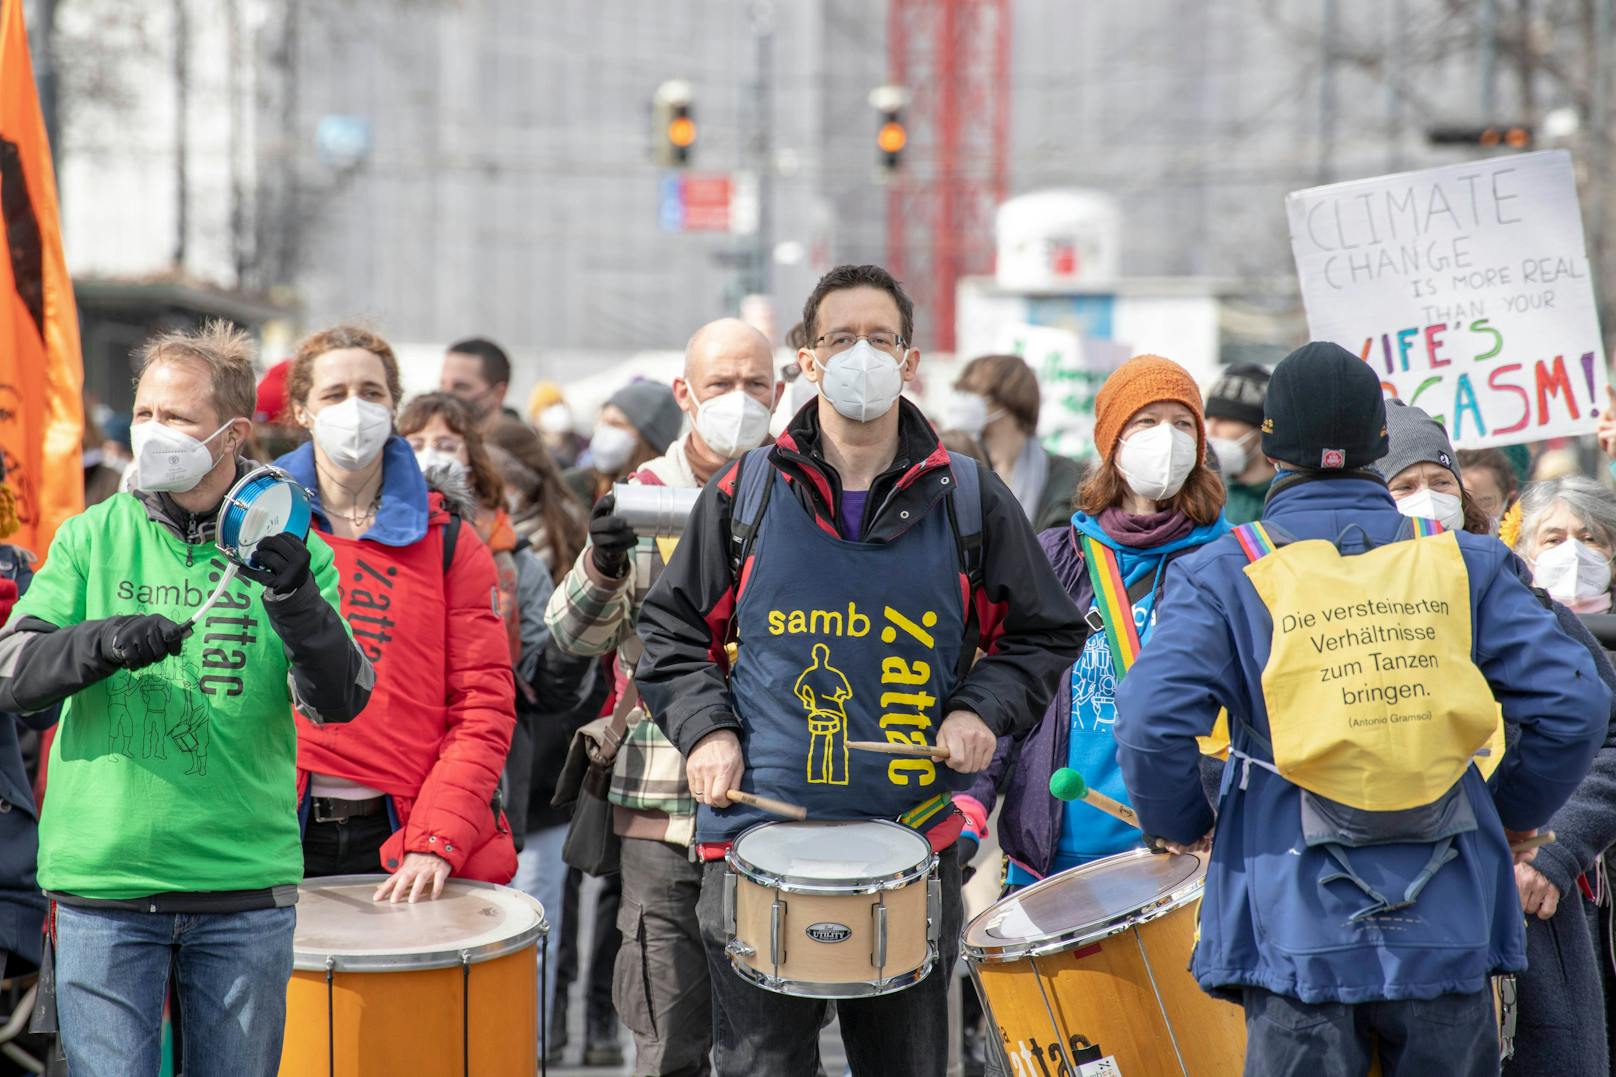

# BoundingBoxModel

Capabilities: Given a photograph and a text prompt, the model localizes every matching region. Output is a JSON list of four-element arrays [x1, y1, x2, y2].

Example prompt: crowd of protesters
[[2, 263, 1615, 1077]]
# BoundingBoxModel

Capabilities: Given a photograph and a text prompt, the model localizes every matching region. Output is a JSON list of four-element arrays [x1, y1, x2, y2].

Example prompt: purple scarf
[[1095, 505, 1195, 550]]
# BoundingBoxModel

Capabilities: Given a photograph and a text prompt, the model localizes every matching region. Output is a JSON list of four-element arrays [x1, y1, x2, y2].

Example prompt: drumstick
[[1048, 767, 1142, 829], [726, 789, 808, 820], [164, 563, 240, 643], [847, 739, 951, 760], [1509, 830, 1556, 854]]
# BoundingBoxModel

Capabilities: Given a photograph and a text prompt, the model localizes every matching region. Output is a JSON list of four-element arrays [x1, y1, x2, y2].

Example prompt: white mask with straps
[[131, 420, 232, 493], [589, 424, 638, 474], [1208, 429, 1257, 479], [414, 448, 467, 485], [1532, 538, 1614, 605], [313, 397, 393, 471], [1394, 488, 1464, 532], [1115, 425, 1199, 502], [694, 390, 772, 460], [943, 392, 1003, 438], [817, 339, 904, 423]]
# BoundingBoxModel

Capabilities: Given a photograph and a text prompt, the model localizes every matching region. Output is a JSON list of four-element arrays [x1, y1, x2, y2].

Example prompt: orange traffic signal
[[877, 121, 907, 154], [668, 115, 697, 149]]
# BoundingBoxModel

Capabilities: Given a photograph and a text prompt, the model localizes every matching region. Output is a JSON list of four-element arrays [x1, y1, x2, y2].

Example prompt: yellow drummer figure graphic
[[795, 642, 852, 785]]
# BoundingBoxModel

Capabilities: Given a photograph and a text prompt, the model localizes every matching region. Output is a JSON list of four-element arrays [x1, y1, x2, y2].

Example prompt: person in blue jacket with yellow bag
[[960, 354, 1228, 887], [1115, 341, 1609, 1077]]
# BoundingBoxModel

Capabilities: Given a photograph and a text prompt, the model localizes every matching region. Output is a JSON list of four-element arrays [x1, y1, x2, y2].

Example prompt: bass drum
[[279, 876, 547, 1077], [962, 849, 1244, 1076]]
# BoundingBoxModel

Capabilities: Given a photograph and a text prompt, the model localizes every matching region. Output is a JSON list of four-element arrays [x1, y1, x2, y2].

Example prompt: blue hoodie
[[1115, 476, 1609, 1003], [276, 436, 430, 547], [1005, 510, 1227, 885]]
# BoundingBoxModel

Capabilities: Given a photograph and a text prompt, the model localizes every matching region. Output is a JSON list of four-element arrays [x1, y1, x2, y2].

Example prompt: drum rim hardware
[[216, 465, 312, 567], [961, 849, 1207, 963], [289, 875, 548, 973]]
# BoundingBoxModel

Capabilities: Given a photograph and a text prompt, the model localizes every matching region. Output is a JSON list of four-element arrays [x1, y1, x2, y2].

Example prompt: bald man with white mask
[[541, 318, 780, 1075]]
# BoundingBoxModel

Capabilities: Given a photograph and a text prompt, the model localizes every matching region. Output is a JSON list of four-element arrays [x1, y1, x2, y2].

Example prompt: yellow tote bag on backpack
[[1235, 522, 1498, 813]]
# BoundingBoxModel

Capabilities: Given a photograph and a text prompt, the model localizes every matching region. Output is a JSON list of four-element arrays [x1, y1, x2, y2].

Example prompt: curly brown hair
[[286, 325, 405, 414], [396, 393, 504, 510]]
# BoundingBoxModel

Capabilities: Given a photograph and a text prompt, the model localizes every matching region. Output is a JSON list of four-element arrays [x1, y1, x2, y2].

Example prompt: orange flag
[[0, 0, 82, 559]]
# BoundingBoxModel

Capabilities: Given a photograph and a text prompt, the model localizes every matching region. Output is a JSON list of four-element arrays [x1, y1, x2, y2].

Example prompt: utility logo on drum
[[804, 922, 851, 944]]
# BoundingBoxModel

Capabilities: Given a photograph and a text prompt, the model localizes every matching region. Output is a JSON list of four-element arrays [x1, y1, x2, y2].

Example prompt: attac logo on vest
[[773, 600, 943, 789], [343, 555, 399, 664]]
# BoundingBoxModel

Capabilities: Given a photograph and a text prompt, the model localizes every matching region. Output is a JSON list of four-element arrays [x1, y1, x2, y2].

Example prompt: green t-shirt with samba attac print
[[13, 493, 341, 900]]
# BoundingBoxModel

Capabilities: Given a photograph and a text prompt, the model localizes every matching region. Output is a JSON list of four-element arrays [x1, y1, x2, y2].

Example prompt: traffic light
[[653, 80, 696, 168], [1427, 124, 1533, 150], [877, 108, 906, 173]]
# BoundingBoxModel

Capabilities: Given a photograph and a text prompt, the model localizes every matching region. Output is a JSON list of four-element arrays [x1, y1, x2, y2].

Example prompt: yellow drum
[[723, 820, 939, 998], [962, 849, 1245, 1076], [278, 876, 547, 1077]]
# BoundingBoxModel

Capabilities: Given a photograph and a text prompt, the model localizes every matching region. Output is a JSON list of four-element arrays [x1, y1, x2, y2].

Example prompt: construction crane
[[884, 0, 1011, 352]]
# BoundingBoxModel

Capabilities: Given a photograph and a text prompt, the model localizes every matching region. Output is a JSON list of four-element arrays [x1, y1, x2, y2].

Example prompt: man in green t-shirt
[[0, 323, 373, 1076]]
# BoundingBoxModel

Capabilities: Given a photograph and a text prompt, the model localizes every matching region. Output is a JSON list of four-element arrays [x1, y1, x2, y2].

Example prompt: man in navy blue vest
[[636, 264, 1084, 1076]]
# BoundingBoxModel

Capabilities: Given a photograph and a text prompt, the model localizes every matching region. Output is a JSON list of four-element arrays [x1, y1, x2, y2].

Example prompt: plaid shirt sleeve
[[543, 547, 637, 657]]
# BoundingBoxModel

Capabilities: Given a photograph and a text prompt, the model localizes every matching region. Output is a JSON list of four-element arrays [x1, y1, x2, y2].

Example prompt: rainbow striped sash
[[1078, 532, 1145, 676], [1232, 517, 1444, 566]]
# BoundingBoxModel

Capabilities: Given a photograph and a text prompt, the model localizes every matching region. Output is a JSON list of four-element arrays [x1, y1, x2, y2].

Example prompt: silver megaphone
[[611, 483, 703, 538]]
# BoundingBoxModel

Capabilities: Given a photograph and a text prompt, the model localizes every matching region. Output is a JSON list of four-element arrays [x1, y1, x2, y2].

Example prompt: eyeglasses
[[812, 331, 907, 354]]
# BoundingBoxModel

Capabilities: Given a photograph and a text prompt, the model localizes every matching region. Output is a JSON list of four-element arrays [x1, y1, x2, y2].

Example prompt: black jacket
[[0, 458, 372, 724], [634, 398, 1085, 756]]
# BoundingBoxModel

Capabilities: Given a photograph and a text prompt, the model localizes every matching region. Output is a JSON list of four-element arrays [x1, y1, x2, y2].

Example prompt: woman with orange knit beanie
[[958, 354, 1229, 892]]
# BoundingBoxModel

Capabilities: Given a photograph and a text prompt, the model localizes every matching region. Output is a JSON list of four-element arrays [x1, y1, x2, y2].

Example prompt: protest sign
[[1286, 150, 1606, 448]]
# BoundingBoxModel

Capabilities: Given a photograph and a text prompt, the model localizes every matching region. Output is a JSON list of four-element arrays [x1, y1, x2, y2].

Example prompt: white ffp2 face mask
[[1208, 430, 1256, 479], [1394, 487, 1464, 532], [414, 448, 467, 485], [817, 340, 904, 423], [131, 420, 232, 493], [695, 390, 772, 459], [1115, 425, 1198, 502], [944, 392, 1003, 438], [589, 424, 639, 474], [1533, 538, 1614, 606], [313, 397, 393, 471]]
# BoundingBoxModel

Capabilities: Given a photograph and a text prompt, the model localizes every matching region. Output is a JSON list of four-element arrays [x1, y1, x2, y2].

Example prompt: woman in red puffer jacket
[[277, 325, 517, 901]]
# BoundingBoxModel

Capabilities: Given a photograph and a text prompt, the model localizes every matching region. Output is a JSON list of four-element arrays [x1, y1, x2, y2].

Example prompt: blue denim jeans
[[53, 903, 295, 1077], [1242, 986, 1499, 1077]]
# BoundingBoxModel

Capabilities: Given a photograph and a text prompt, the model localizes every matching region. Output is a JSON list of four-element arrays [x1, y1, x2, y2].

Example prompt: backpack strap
[[1399, 516, 1446, 540], [727, 445, 777, 581], [944, 452, 984, 587], [441, 512, 464, 574]]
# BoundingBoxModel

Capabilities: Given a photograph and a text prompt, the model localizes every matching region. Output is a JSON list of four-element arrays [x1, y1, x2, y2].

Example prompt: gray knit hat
[[1373, 401, 1460, 485], [606, 381, 683, 454]]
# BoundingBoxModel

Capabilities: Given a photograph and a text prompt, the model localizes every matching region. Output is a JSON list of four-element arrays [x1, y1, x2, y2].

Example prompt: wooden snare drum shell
[[732, 872, 931, 992]]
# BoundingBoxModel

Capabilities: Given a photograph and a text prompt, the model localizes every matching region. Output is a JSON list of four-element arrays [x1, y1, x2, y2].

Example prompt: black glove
[[238, 532, 312, 595], [104, 614, 188, 670], [588, 494, 636, 579]]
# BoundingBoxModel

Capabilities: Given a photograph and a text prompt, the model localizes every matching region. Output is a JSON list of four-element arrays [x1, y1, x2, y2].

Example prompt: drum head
[[962, 849, 1205, 959], [291, 876, 547, 972], [731, 820, 933, 888], [217, 466, 312, 567]]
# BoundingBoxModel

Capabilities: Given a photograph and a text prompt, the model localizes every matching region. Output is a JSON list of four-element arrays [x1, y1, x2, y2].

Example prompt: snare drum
[[278, 876, 547, 1077], [723, 820, 939, 998], [962, 849, 1245, 1077], [217, 465, 311, 567]]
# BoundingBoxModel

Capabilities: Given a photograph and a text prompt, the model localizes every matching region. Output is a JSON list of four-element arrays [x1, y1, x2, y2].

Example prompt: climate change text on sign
[[1286, 150, 1607, 449]]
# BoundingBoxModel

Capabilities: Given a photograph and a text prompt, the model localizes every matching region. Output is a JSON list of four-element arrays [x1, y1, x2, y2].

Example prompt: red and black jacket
[[634, 398, 1086, 757]]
